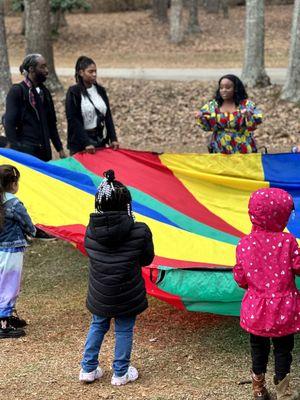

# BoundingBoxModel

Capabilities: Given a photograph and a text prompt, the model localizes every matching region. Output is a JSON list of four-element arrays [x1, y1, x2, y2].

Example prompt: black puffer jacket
[[84, 211, 154, 318]]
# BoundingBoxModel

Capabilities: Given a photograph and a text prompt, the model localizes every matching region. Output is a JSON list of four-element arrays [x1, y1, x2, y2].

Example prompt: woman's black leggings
[[250, 333, 294, 381]]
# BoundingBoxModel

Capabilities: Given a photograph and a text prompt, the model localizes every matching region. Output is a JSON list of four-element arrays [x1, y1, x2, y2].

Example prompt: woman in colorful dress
[[195, 74, 263, 154]]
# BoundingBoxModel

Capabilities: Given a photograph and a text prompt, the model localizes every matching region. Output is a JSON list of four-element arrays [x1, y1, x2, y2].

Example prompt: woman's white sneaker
[[111, 366, 139, 386], [79, 366, 103, 383]]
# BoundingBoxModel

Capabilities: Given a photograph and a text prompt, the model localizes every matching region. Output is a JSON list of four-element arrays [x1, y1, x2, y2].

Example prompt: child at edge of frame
[[233, 187, 300, 400], [0, 164, 36, 339], [79, 169, 154, 386]]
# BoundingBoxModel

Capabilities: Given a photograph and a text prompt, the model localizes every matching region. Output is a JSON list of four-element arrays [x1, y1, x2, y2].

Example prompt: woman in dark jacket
[[66, 56, 119, 155], [79, 170, 154, 386]]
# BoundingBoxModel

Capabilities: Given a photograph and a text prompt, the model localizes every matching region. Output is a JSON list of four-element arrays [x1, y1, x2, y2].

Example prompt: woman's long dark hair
[[215, 74, 248, 106], [0, 165, 20, 230], [74, 55, 96, 97]]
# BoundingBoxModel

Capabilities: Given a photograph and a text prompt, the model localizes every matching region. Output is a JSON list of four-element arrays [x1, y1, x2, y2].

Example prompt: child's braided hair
[[95, 169, 132, 214]]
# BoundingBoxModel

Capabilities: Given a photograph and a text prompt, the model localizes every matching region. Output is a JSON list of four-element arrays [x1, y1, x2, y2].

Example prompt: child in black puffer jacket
[[80, 169, 154, 386]]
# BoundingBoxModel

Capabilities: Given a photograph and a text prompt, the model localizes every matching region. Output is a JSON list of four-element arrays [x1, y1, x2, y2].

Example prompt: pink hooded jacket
[[233, 188, 300, 337]]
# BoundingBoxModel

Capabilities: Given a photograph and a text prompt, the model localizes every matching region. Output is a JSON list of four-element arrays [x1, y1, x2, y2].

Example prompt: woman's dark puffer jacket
[[84, 211, 154, 318]]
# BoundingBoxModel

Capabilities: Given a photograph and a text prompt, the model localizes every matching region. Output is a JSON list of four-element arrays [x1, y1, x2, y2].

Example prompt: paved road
[[11, 67, 287, 83]]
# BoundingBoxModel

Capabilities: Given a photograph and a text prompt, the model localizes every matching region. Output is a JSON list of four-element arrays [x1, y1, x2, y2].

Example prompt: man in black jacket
[[4, 54, 66, 161]]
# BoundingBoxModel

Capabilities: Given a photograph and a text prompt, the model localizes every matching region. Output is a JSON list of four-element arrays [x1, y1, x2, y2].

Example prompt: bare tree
[[187, 0, 201, 33], [170, 0, 183, 44], [24, 0, 63, 92], [0, 0, 12, 107], [242, 0, 270, 87], [281, 0, 300, 102], [204, 0, 228, 18], [204, 0, 220, 13], [152, 0, 168, 23], [220, 0, 229, 18]]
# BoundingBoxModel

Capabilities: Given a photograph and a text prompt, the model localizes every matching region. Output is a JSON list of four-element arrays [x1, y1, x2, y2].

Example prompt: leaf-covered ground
[[5, 6, 293, 68], [1, 240, 299, 400], [1, 7, 299, 399], [1, 77, 299, 155], [52, 78, 300, 155]]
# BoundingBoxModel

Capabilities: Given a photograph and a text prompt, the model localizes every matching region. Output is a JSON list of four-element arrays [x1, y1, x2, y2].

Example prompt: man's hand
[[85, 145, 96, 154], [59, 149, 66, 158], [111, 141, 120, 150]]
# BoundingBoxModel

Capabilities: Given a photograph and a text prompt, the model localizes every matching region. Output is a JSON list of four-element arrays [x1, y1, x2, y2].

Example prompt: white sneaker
[[79, 366, 103, 383], [111, 365, 139, 386]]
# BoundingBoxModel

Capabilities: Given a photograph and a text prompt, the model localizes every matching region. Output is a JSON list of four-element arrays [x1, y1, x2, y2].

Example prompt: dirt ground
[[1, 6, 299, 399], [0, 240, 299, 400], [5, 5, 293, 69]]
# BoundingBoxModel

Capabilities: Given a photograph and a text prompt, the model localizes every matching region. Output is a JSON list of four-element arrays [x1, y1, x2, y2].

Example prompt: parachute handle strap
[[149, 268, 166, 285]]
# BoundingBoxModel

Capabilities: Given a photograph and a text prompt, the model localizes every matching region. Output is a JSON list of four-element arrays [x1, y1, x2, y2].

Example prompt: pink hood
[[234, 187, 300, 337], [249, 188, 294, 233]]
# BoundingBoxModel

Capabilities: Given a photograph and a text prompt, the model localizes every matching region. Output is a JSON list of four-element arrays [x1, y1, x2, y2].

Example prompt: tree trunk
[[51, 9, 68, 33], [205, 0, 220, 13], [152, 0, 168, 23], [59, 11, 68, 28], [220, 0, 229, 18], [51, 10, 60, 33], [21, 10, 25, 35], [187, 0, 201, 33], [170, 0, 183, 44], [242, 0, 270, 87], [24, 0, 63, 92], [0, 0, 12, 107], [281, 0, 300, 102]]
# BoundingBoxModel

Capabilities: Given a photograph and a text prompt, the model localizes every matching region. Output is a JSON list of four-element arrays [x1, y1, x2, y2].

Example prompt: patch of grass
[[0, 239, 299, 400]]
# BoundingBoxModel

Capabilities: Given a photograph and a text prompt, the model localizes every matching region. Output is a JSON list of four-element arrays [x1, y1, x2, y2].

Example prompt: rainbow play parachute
[[0, 148, 299, 316]]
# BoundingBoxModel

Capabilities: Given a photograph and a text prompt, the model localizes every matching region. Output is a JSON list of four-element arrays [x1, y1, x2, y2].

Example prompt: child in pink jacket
[[233, 188, 300, 400]]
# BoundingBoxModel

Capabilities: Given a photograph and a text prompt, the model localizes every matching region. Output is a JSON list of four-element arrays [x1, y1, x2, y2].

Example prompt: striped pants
[[0, 249, 24, 318]]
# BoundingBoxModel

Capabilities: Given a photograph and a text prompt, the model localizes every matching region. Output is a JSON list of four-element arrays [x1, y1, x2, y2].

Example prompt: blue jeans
[[81, 314, 136, 377]]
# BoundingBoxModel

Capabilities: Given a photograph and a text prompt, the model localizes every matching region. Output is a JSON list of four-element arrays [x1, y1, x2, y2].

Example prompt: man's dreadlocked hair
[[0, 165, 20, 230], [75, 55, 96, 97], [95, 170, 132, 213], [19, 54, 42, 76]]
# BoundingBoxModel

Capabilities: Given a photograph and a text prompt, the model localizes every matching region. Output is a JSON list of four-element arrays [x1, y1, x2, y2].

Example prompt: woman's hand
[[194, 110, 203, 119], [241, 108, 253, 118], [111, 141, 120, 150], [85, 145, 96, 154], [59, 149, 67, 158]]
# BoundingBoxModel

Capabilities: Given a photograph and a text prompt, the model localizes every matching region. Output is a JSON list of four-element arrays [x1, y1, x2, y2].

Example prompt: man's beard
[[35, 72, 47, 84]]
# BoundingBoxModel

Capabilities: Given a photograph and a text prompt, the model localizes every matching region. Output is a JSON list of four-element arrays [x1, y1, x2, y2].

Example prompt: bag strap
[[86, 91, 105, 119]]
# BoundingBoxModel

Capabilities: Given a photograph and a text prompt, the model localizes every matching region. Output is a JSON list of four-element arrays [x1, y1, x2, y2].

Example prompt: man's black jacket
[[5, 81, 62, 161]]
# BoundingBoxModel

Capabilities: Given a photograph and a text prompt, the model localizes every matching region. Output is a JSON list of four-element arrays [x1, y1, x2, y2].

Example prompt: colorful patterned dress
[[196, 99, 263, 154]]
